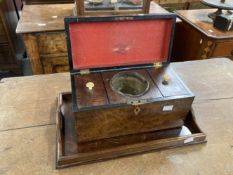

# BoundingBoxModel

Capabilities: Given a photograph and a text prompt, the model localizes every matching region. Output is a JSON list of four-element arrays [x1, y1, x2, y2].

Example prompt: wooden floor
[[0, 58, 233, 174]]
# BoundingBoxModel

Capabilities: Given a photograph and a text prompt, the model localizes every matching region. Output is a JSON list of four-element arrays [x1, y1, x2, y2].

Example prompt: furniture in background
[[154, 0, 206, 10], [16, 3, 73, 74], [13, 0, 23, 19], [23, 0, 73, 4], [172, 9, 233, 62], [16, 2, 168, 74], [0, 0, 24, 75], [17, 0, 208, 75], [74, 0, 150, 16]]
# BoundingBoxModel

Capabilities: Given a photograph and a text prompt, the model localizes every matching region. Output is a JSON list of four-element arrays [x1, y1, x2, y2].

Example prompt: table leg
[[23, 34, 44, 74]]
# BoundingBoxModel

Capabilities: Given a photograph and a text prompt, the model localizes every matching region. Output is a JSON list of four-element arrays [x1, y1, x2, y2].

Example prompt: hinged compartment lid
[[65, 14, 176, 73]]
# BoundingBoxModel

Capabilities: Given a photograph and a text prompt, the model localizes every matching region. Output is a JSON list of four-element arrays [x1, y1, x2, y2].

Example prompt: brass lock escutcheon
[[134, 105, 141, 116]]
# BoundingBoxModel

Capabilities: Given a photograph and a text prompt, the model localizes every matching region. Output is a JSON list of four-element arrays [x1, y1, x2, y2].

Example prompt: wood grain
[[1, 58, 233, 174], [102, 69, 162, 104], [23, 34, 44, 74], [57, 92, 206, 168], [1, 58, 232, 131], [172, 9, 233, 61], [37, 33, 67, 55], [16, 3, 74, 33], [77, 127, 182, 152], [176, 9, 233, 39], [212, 40, 233, 57], [16, 2, 168, 34], [172, 21, 209, 61], [0, 0, 23, 73], [73, 66, 194, 143], [16, 2, 170, 74], [147, 67, 191, 97], [75, 97, 193, 143], [75, 73, 109, 109], [42, 56, 69, 73]]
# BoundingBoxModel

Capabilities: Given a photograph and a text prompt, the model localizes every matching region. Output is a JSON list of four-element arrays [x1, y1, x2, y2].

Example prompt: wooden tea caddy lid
[[56, 14, 207, 168]]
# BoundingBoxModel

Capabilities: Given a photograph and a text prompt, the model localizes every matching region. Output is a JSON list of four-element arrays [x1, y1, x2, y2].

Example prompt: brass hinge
[[127, 100, 147, 106], [153, 62, 163, 69], [80, 69, 90, 75]]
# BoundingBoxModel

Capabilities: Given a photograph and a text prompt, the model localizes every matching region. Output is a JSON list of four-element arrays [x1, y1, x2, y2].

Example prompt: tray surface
[[56, 93, 206, 168]]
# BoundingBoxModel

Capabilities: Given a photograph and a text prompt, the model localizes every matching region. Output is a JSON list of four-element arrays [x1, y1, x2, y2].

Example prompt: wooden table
[[172, 9, 233, 61], [1, 58, 233, 174], [16, 2, 168, 75]]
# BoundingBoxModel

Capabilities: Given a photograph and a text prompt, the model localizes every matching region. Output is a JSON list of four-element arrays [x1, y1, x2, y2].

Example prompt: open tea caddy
[[56, 14, 206, 168]]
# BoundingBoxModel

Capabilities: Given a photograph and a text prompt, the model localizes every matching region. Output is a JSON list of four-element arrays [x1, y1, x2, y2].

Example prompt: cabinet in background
[[0, 0, 24, 74], [172, 9, 233, 61]]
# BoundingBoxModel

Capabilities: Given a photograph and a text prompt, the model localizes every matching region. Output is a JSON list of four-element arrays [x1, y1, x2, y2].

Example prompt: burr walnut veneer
[[56, 65, 206, 168]]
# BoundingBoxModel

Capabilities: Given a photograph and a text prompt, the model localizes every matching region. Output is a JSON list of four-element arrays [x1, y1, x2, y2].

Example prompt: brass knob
[[162, 74, 170, 85], [86, 82, 95, 90], [111, 0, 117, 3]]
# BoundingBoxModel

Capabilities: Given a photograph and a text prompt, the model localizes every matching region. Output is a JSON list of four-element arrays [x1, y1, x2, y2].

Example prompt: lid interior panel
[[69, 18, 174, 70]]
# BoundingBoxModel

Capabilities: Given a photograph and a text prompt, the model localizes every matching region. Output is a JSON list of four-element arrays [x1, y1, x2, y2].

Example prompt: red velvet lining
[[69, 19, 173, 69]]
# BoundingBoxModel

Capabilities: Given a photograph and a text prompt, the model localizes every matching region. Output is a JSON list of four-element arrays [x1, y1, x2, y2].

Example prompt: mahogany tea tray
[[56, 92, 206, 169]]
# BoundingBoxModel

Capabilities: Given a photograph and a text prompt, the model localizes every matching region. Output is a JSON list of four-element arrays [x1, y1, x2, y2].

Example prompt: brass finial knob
[[86, 82, 95, 90], [162, 74, 170, 85]]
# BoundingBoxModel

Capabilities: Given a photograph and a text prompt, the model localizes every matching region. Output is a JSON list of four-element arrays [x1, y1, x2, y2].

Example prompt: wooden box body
[[57, 93, 206, 168], [73, 66, 194, 152]]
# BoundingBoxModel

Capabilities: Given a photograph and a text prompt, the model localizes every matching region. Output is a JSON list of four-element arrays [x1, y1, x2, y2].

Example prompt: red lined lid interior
[[69, 18, 173, 70]]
